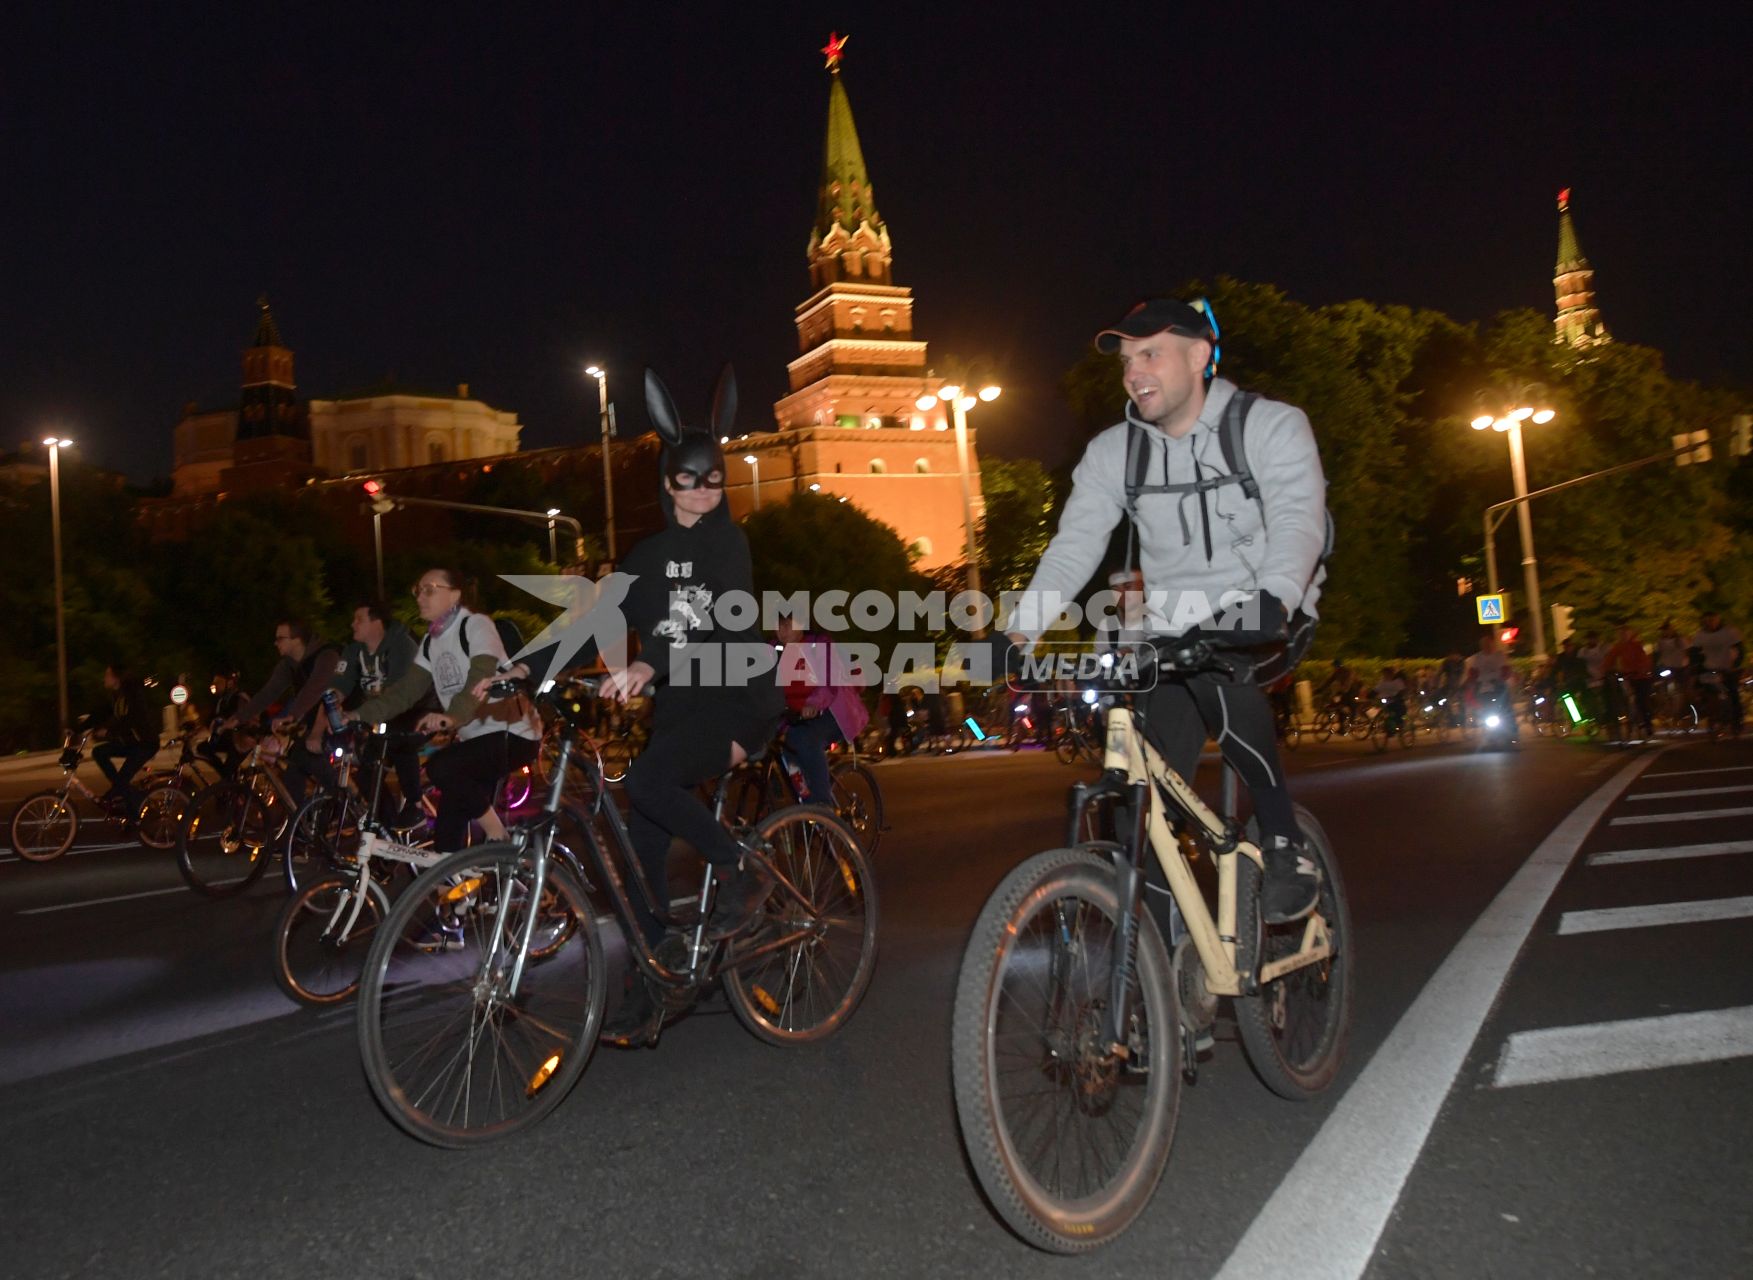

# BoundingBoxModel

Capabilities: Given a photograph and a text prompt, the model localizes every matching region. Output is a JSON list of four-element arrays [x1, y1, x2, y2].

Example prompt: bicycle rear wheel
[[1235, 806, 1353, 1098], [285, 791, 366, 895], [274, 875, 389, 1005], [9, 790, 78, 861], [722, 806, 878, 1045], [952, 846, 1179, 1253], [177, 780, 273, 897], [356, 842, 605, 1147], [829, 760, 883, 857]]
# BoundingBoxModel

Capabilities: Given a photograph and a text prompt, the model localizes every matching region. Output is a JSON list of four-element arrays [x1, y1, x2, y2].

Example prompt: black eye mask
[[646, 365, 737, 498]]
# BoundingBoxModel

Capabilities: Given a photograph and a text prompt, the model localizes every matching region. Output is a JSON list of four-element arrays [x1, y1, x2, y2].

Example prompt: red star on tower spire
[[821, 31, 849, 73]]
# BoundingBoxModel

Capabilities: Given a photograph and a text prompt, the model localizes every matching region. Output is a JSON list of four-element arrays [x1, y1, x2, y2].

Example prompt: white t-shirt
[[1690, 625, 1743, 671], [1465, 651, 1514, 690], [418, 610, 540, 743], [1655, 634, 1689, 672], [1373, 676, 1406, 700]]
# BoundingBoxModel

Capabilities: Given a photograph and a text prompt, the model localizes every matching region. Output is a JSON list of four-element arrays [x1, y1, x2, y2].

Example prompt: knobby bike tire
[[829, 760, 884, 858], [951, 845, 1180, 1254], [273, 874, 390, 1005], [176, 780, 273, 898], [9, 790, 79, 862], [1235, 805, 1353, 1098], [721, 805, 879, 1045], [135, 782, 193, 851], [356, 842, 605, 1147]]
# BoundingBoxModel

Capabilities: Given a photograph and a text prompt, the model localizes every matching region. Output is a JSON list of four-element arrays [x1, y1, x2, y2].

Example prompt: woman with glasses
[[346, 568, 541, 852]]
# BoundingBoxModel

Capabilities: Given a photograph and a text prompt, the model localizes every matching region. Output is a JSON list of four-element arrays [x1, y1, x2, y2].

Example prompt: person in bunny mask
[[598, 366, 784, 1041]]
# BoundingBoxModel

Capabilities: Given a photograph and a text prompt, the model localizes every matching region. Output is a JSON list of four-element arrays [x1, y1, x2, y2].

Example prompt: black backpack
[[1121, 390, 1334, 682]]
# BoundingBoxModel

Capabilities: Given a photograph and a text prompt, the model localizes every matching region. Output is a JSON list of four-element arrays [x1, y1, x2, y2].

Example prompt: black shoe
[[707, 858, 775, 940], [600, 975, 661, 1047], [1262, 837, 1320, 925]]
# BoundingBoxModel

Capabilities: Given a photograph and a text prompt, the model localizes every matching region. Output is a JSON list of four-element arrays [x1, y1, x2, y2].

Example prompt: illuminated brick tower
[[1554, 189, 1610, 350], [223, 296, 312, 491], [750, 33, 982, 568]]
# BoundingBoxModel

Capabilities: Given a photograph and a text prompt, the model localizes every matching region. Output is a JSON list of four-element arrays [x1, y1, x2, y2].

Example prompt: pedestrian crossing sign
[[1476, 594, 1506, 624]]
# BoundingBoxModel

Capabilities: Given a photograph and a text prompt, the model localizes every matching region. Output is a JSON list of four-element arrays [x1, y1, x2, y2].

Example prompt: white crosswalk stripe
[[1610, 804, 1753, 826], [1625, 783, 1753, 801], [1587, 839, 1753, 866], [1557, 895, 1753, 935], [1494, 1006, 1753, 1088]]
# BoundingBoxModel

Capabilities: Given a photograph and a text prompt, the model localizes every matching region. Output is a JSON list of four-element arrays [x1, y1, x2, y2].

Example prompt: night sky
[[4, 3, 1747, 483]]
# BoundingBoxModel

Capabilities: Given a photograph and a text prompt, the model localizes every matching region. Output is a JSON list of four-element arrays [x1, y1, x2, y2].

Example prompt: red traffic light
[[1500, 626, 1520, 646], [362, 478, 383, 496]]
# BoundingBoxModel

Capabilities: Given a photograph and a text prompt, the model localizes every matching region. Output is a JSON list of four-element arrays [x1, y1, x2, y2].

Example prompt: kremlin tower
[[1554, 189, 1610, 350]]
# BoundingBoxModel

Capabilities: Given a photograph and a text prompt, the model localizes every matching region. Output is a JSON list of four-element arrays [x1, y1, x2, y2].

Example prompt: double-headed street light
[[585, 364, 618, 562], [916, 381, 1001, 603], [43, 435, 75, 737], [1472, 389, 1558, 656]]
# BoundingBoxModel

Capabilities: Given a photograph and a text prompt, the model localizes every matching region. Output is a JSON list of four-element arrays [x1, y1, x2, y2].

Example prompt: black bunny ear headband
[[646, 366, 736, 481]]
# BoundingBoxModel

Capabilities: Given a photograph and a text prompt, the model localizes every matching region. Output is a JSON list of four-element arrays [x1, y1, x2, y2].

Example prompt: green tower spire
[[807, 35, 893, 289], [1555, 188, 1584, 271]]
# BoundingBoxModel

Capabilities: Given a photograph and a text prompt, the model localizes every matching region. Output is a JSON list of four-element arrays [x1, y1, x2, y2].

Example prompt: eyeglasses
[[668, 470, 725, 490], [413, 583, 456, 598]]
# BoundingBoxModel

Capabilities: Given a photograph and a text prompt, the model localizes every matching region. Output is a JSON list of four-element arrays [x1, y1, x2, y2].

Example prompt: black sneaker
[[1262, 837, 1320, 925], [600, 975, 660, 1047], [707, 858, 775, 940]]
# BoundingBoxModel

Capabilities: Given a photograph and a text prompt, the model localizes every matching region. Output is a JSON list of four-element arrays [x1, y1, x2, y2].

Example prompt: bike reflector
[[1562, 693, 1585, 725], [964, 716, 987, 742]]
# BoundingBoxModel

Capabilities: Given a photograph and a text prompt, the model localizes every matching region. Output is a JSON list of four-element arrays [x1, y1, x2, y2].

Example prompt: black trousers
[[427, 731, 538, 852], [1141, 672, 1299, 842], [94, 741, 156, 801], [622, 728, 752, 947]]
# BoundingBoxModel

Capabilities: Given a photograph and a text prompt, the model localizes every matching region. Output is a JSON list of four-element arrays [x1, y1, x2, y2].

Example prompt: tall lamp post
[[545, 508, 561, 564], [1471, 389, 1557, 656], [585, 365, 618, 562], [742, 453, 762, 512], [916, 382, 1000, 604], [43, 436, 74, 737]]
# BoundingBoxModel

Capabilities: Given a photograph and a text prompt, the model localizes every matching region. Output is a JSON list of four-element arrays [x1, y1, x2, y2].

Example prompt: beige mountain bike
[[951, 635, 1353, 1252]]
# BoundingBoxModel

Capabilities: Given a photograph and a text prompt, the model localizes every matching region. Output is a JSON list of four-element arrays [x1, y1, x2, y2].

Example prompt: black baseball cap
[[1094, 298, 1215, 353]]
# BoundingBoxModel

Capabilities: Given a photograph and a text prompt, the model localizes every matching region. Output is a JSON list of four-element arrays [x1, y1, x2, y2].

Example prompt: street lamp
[[917, 378, 1001, 604], [546, 508, 561, 564], [43, 436, 74, 737], [585, 364, 618, 561], [742, 453, 761, 511], [1472, 387, 1557, 656]]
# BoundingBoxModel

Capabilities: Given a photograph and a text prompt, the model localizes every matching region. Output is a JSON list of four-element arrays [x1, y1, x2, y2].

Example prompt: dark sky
[[4, 2, 1747, 482]]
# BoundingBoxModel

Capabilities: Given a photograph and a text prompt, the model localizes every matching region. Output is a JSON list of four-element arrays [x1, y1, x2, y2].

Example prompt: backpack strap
[[1217, 390, 1261, 508]]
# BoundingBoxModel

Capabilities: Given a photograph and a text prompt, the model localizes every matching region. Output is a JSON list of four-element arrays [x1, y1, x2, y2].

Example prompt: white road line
[[1610, 804, 1753, 826], [1588, 840, 1753, 866], [16, 882, 229, 915], [1557, 894, 1753, 935], [1214, 750, 1659, 1280], [1494, 1005, 1753, 1088], [0, 840, 143, 864], [1625, 783, 1753, 801], [1643, 765, 1753, 779]]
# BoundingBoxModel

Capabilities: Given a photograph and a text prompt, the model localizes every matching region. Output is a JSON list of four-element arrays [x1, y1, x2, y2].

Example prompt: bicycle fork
[[1103, 779, 1151, 1061]]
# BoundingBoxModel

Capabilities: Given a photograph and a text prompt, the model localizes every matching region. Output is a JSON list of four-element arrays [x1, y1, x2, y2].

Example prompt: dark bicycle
[[355, 677, 880, 1146]]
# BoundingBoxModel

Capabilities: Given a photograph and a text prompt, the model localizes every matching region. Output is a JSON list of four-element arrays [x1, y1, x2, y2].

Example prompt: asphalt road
[[3, 730, 1749, 1279]]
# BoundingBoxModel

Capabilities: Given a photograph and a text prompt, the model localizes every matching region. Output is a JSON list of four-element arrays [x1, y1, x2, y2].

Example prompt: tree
[[977, 456, 1064, 597]]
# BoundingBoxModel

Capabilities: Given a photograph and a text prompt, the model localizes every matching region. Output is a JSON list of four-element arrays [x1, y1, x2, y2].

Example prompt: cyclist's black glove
[[990, 631, 1027, 680]]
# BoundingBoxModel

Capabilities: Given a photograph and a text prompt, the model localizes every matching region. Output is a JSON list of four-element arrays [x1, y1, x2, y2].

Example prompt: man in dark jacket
[[325, 602, 423, 819], [84, 664, 160, 812]]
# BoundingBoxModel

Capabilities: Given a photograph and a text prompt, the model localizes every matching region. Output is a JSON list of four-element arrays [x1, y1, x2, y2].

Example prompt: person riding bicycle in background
[[323, 600, 423, 824], [1371, 666, 1408, 735], [1463, 630, 1517, 723], [1689, 610, 1745, 735], [774, 612, 869, 805], [196, 667, 244, 776], [1006, 296, 1328, 925], [78, 663, 160, 815], [1606, 623, 1655, 739], [1655, 619, 1690, 683], [1578, 630, 1610, 722], [346, 567, 541, 853], [221, 618, 343, 798], [1317, 657, 1361, 727]]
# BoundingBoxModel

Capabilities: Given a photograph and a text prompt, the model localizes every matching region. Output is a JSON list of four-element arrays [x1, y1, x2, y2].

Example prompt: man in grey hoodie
[[323, 601, 423, 818], [1007, 297, 1327, 924]]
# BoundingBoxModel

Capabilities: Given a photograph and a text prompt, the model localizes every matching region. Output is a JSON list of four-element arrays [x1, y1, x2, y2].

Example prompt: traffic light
[[1550, 603, 1575, 646], [1673, 429, 1712, 465], [1500, 626, 1520, 647], [362, 478, 394, 515]]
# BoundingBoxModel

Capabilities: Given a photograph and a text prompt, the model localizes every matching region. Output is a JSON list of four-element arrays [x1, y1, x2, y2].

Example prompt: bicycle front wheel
[[722, 806, 878, 1045], [135, 783, 192, 851], [177, 780, 273, 897], [829, 760, 884, 857], [952, 846, 1180, 1253], [356, 842, 605, 1147], [10, 790, 78, 861], [274, 875, 389, 1005], [1236, 806, 1353, 1098]]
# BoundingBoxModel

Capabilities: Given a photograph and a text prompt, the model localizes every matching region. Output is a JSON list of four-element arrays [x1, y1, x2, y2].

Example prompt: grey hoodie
[[1012, 377, 1327, 641]]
